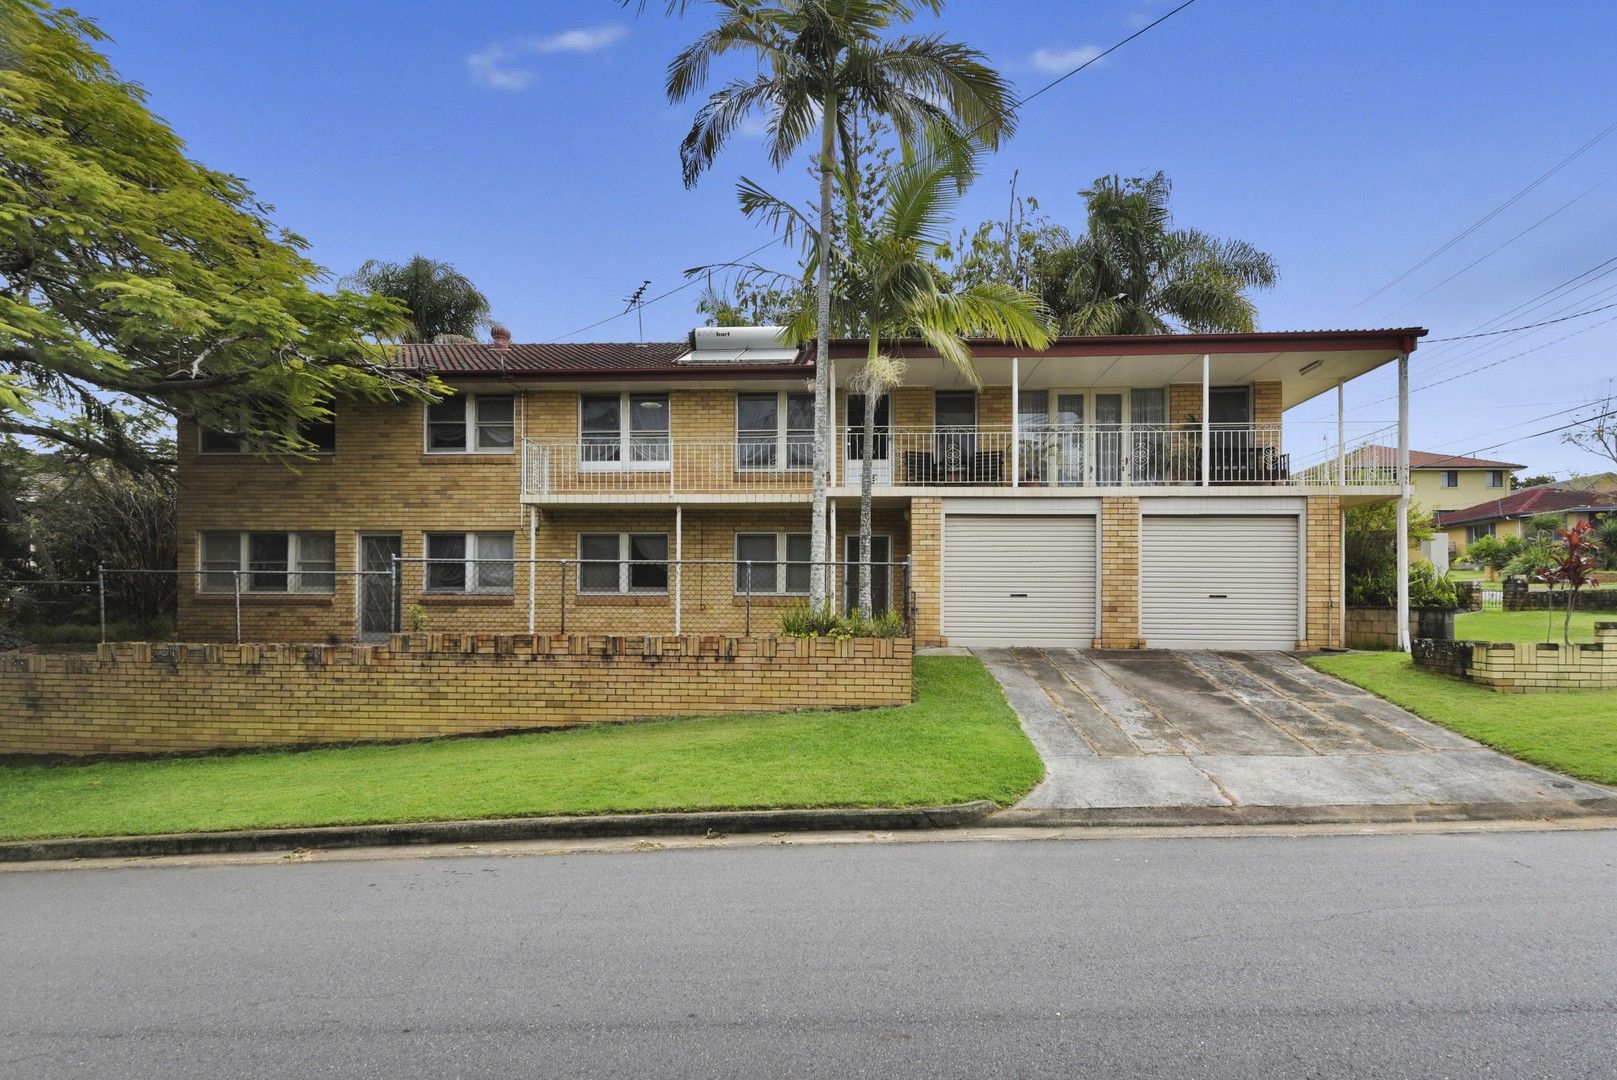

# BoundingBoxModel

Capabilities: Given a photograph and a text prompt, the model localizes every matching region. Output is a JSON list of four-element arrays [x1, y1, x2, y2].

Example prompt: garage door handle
[[1208, 594, 1228, 599], [1009, 592, 1028, 598]]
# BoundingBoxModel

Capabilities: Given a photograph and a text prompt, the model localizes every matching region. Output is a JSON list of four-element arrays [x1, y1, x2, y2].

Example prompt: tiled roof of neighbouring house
[[1435, 486, 1617, 528], [1354, 445, 1526, 471], [398, 341, 698, 374]]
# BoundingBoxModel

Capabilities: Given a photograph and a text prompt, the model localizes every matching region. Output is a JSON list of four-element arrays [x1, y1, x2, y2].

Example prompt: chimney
[[490, 325, 511, 350]]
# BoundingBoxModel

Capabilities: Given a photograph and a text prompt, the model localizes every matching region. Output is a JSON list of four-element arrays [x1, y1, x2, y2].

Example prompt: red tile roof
[[1435, 487, 1617, 527], [1355, 445, 1526, 471], [397, 327, 1428, 376]]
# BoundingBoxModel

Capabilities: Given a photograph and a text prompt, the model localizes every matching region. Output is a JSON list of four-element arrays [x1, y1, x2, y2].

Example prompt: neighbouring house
[[174, 326, 1427, 651], [1437, 484, 1617, 559], [1351, 445, 1522, 513], [1563, 471, 1617, 495]]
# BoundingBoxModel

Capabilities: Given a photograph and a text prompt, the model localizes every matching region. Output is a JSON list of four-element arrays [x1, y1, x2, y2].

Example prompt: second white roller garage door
[[1141, 515, 1301, 650], [943, 514, 1096, 647]]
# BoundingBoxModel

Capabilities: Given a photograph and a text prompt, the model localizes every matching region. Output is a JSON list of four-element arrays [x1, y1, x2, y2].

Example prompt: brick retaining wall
[[1502, 579, 1617, 612], [1412, 622, 1617, 693], [0, 634, 912, 756]]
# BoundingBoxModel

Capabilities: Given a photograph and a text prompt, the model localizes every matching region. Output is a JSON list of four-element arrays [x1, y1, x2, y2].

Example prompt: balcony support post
[[1200, 353, 1211, 487], [1010, 356, 1020, 489], [1396, 351, 1411, 652], [527, 508, 537, 634], [674, 503, 683, 636], [830, 499, 839, 610], [1336, 379, 1346, 487], [830, 357, 839, 489]]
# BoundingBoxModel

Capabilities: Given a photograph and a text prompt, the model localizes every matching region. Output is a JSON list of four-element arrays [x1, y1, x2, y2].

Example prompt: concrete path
[[980, 648, 1616, 822]]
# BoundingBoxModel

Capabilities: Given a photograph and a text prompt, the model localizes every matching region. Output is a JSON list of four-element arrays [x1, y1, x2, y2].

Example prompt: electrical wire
[[549, 0, 1202, 340]]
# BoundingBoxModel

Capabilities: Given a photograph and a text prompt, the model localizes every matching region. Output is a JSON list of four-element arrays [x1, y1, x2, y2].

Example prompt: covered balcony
[[518, 328, 1421, 505]]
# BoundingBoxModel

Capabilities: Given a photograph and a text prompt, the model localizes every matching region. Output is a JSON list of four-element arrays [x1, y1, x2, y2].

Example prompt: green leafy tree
[[1512, 473, 1555, 489], [739, 138, 1049, 614], [652, 0, 1016, 608], [1594, 514, 1617, 570], [0, 1, 433, 467], [1031, 172, 1277, 335], [343, 256, 491, 344]]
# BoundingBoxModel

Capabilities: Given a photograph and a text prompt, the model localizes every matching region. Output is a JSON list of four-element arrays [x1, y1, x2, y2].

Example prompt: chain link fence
[[3, 560, 914, 647]]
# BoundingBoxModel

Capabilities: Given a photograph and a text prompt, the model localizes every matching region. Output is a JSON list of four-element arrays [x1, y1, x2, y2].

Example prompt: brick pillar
[[909, 497, 944, 646], [1096, 496, 1142, 649], [1302, 494, 1343, 649]]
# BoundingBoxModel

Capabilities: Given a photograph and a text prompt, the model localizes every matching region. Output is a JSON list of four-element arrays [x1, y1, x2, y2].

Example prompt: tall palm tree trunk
[[858, 338, 880, 619], [809, 85, 837, 613]]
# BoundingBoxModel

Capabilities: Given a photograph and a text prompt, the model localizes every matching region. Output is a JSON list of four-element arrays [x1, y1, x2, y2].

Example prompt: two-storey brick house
[[175, 325, 1426, 650]]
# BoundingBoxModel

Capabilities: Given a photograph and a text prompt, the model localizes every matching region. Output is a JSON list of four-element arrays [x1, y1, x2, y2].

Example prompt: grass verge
[[1307, 651, 1617, 786], [0, 656, 1042, 842]]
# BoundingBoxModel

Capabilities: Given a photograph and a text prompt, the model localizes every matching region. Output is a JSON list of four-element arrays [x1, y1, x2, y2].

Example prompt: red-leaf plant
[[1541, 520, 1603, 645]]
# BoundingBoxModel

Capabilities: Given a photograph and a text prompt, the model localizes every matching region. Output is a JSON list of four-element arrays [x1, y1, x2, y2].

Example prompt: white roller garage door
[[1141, 515, 1300, 650], [944, 515, 1096, 647]]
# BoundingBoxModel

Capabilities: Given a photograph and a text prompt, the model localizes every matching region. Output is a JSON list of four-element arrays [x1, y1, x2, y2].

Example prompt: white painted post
[[527, 508, 537, 634], [1200, 353, 1211, 487], [830, 500, 839, 612], [674, 504, 683, 635], [1396, 352, 1412, 652], [829, 358, 839, 489], [1336, 379, 1346, 487], [1011, 355, 1020, 489]]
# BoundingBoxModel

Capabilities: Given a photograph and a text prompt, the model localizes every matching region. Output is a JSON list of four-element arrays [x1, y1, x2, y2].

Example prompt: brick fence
[[1413, 622, 1617, 693], [0, 633, 913, 757], [1502, 579, 1617, 612]]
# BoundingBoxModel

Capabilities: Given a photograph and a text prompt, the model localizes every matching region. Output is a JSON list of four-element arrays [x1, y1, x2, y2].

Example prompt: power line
[[550, 0, 1202, 341], [1344, 118, 1617, 315], [1422, 299, 1617, 342], [1383, 166, 1617, 316], [1414, 406, 1617, 471]]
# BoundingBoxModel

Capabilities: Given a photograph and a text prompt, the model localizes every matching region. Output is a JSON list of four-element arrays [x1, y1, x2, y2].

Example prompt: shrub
[[780, 602, 907, 639], [1407, 560, 1459, 609]]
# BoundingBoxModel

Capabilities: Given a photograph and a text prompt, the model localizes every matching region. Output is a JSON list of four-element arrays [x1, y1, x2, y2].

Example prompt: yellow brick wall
[[1302, 494, 1343, 649], [1096, 496, 1143, 648], [909, 497, 944, 645], [0, 635, 913, 756]]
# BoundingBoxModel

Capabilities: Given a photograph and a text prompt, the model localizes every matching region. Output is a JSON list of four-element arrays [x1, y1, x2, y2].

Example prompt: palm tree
[[741, 141, 1050, 615], [658, 0, 1016, 610], [345, 256, 491, 344], [1036, 172, 1278, 335]]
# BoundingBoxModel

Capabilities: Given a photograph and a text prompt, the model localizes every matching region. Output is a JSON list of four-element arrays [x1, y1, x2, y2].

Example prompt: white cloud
[[467, 25, 628, 91], [531, 25, 628, 54], [1029, 45, 1105, 74]]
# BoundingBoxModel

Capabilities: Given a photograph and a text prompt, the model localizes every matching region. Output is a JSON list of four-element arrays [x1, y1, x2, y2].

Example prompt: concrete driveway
[[980, 648, 1617, 825]]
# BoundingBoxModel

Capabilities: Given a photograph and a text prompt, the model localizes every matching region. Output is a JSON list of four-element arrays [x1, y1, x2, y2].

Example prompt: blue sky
[[87, 0, 1617, 476]]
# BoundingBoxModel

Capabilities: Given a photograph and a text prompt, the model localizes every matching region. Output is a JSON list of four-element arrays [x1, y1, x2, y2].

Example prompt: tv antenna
[[623, 280, 652, 341]]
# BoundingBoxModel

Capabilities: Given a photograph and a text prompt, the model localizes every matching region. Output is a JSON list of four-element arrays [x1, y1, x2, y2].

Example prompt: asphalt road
[[4, 830, 1616, 1079]]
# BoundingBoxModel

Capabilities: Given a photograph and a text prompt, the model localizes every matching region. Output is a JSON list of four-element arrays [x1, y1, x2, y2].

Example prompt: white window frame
[[736, 391, 815, 472], [733, 532, 812, 595], [1466, 523, 1495, 543], [1440, 470, 1459, 488], [1487, 470, 1505, 488], [198, 531, 336, 594], [423, 531, 515, 594], [576, 532, 670, 594], [577, 392, 671, 472], [423, 392, 516, 455]]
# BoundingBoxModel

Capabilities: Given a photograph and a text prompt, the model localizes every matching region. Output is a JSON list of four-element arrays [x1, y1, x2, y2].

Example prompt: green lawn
[[0, 656, 1043, 842], [1307, 652, 1617, 786], [1455, 608, 1607, 643]]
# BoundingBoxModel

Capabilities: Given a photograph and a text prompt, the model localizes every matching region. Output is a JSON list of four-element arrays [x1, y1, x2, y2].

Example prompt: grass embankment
[[1455, 608, 1605, 643], [1308, 652, 1617, 786], [0, 656, 1043, 842]]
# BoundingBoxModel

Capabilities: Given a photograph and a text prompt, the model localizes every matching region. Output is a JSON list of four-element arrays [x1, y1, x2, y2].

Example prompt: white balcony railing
[[522, 423, 1402, 501]]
